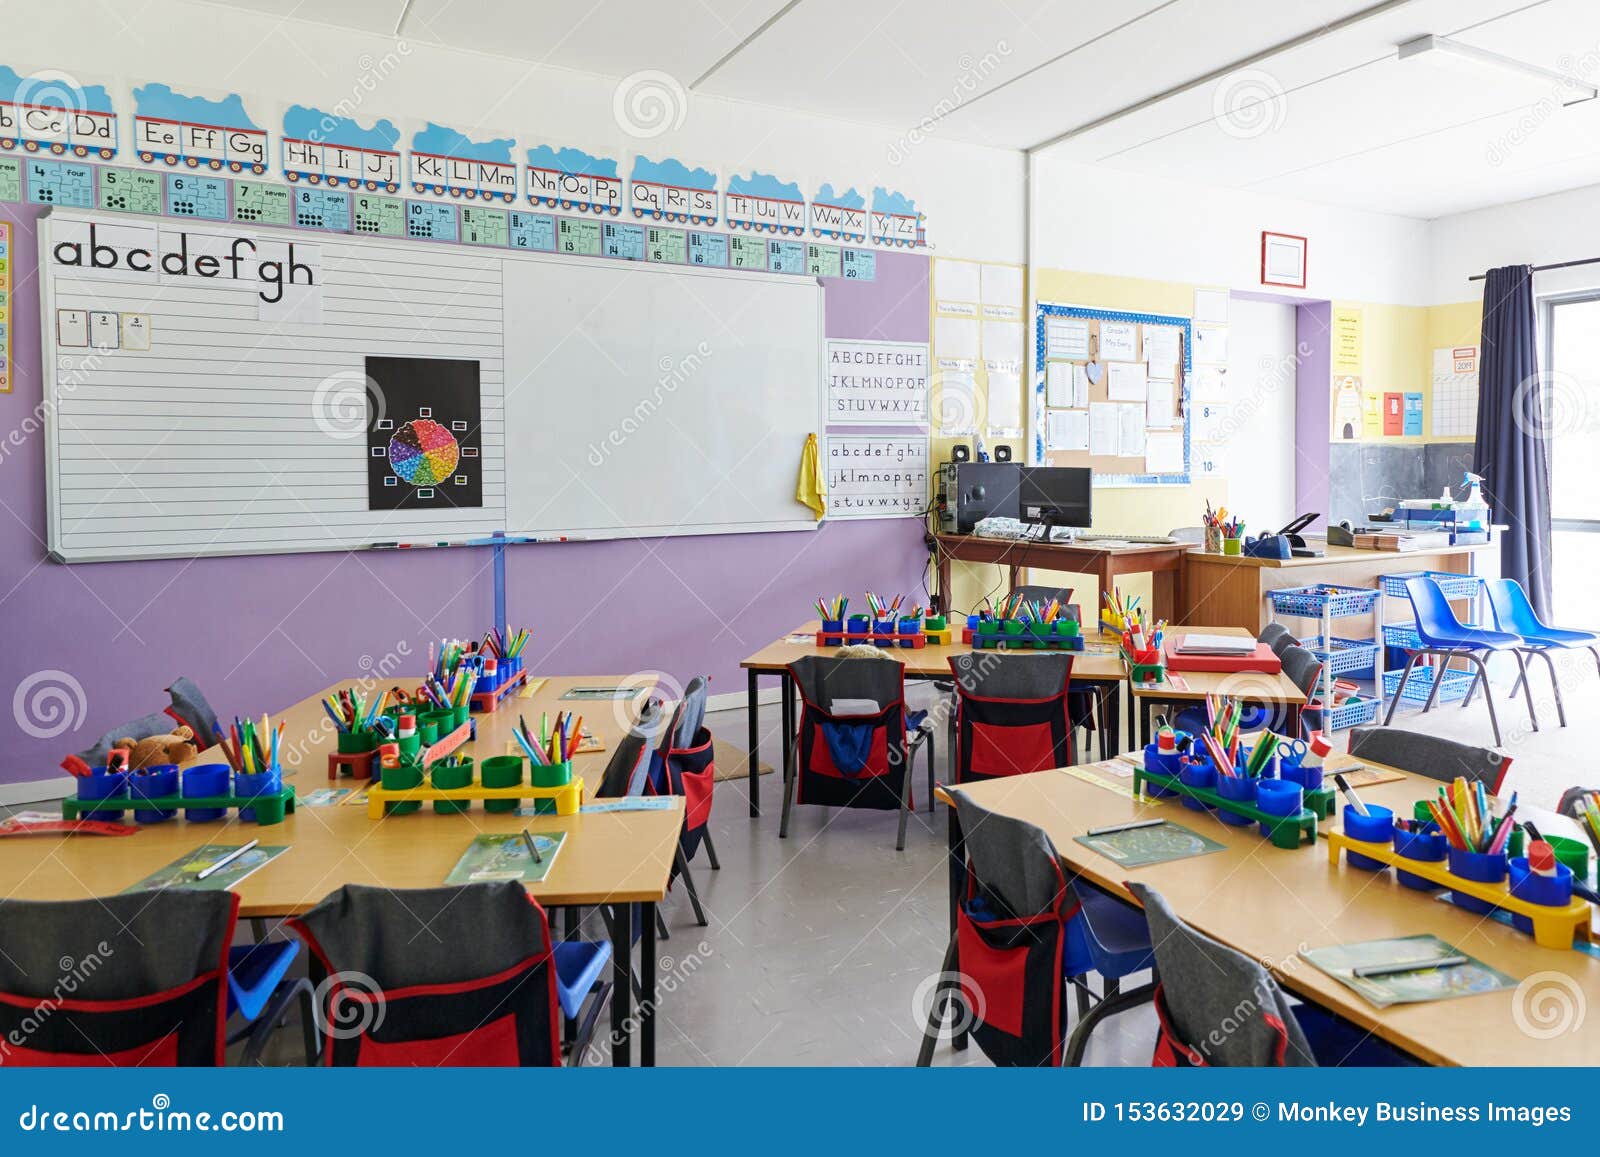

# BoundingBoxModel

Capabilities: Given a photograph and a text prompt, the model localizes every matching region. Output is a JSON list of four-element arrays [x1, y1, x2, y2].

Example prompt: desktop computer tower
[[937, 461, 1021, 534]]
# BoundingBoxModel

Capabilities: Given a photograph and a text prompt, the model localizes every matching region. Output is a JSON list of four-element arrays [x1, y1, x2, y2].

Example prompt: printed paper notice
[[825, 435, 929, 518], [1143, 325, 1180, 371], [1099, 321, 1138, 362], [933, 316, 979, 362], [1089, 403, 1119, 456], [1046, 317, 1090, 361], [1332, 307, 1363, 375], [1048, 409, 1089, 452], [827, 339, 928, 426], [1193, 324, 1228, 365], [986, 365, 1022, 431], [1046, 362, 1073, 407], [1146, 379, 1175, 427], [934, 258, 980, 303], [1107, 361, 1147, 402], [981, 319, 1023, 365], [1145, 430, 1183, 474], [1118, 405, 1146, 457], [937, 369, 977, 433]]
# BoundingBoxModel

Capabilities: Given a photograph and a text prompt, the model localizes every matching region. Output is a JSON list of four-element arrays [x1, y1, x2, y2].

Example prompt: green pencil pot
[[337, 729, 378, 755], [1057, 619, 1080, 637], [381, 760, 424, 816], [480, 755, 525, 814], [430, 757, 473, 814], [531, 759, 572, 816], [978, 619, 999, 638], [397, 733, 421, 759], [452, 704, 470, 729], [924, 615, 946, 632], [1001, 619, 1025, 642], [1547, 834, 1590, 879], [1222, 538, 1242, 556]]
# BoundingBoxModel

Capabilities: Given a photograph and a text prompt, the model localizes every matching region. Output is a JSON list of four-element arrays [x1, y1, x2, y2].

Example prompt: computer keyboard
[[1075, 532, 1180, 544]]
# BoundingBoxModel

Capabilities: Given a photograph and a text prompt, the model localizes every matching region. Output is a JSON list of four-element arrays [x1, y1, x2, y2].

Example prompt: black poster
[[365, 356, 483, 511]]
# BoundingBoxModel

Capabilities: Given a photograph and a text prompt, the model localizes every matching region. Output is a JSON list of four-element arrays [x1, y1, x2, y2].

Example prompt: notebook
[[1174, 634, 1256, 655]]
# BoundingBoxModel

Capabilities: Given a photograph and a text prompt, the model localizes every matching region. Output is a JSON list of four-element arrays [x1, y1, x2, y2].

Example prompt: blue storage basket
[[1322, 695, 1379, 732], [1268, 584, 1380, 619], [1296, 635, 1380, 677], [1379, 570, 1481, 600], [1382, 665, 1477, 705]]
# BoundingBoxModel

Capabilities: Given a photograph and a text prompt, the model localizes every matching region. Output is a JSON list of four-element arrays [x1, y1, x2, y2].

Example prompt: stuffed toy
[[116, 725, 198, 771]]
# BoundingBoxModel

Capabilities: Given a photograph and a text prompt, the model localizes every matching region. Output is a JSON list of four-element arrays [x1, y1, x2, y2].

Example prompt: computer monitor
[[1019, 466, 1092, 528]]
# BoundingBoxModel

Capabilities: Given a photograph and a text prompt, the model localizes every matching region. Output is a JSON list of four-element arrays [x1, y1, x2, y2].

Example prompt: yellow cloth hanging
[[796, 433, 826, 519]]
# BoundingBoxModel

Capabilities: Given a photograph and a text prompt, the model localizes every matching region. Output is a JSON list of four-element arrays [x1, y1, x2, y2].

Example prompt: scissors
[[1276, 737, 1308, 771]]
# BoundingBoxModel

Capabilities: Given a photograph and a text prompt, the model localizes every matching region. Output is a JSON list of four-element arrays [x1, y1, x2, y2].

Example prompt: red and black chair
[[1010, 584, 1100, 754], [645, 676, 719, 927], [781, 654, 933, 851], [949, 651, 1075, 782], [0, 891, 239, 1066], [289, 882, 611, 1066]]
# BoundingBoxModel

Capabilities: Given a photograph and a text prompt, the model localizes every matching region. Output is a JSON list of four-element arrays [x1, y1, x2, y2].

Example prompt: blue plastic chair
[[1064, 882, 1155, 1029], [1485, 578, 1599, 729], [1385, 576, 1527, 745], [225, 940, 318, 1066]]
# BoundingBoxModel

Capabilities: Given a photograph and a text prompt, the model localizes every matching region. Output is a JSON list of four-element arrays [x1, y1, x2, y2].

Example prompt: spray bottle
[[1458, 471, 1488, 531]]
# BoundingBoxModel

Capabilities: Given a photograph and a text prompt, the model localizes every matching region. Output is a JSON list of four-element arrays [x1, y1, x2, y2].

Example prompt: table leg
[[937, 548, 953, 616], [610, 903, 632, 1067], [1126, 682, 1137, 754], [781, 672, 794, 788], [946, 802, 968, 1052], [747, 668, 761, 817], [1102, 683, 1121, 759], [640, 901, 657, 1067]]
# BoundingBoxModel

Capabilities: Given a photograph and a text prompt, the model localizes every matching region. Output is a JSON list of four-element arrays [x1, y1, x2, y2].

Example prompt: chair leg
[[675, 847, 708, 927], [701, 829, 721, 870], [569, 980, 614, 1067], [896, 768, 911, 852], [236, 977, 315, 1067], [926, 730, 937, 813], [655, 907, 671, 940], [915, 934, 960, 1067], [298, 979, 320, 1066], [1469, 654, 1503, 746], [1064, 981, 1156, 1067], [1511, 651, 1539, 733], [1532, 649, 1567, 727], [1383, 652, 1424, 725], [1421, 651, 1451, 714], [779, 737, 797, 839]]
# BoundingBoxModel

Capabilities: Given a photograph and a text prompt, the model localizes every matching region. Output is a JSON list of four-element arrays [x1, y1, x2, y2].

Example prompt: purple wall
[[1294, 301, 1333, 529], [0, 203, 930, 785]]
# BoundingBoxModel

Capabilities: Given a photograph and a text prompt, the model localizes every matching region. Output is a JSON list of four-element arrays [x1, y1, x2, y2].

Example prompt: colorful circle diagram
[[388, 419, 460, 487]]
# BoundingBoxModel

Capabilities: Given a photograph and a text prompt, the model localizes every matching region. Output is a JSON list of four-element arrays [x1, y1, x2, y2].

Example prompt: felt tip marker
[[1352, 955, 1467, 979], [1087, 818, 1164, 837]]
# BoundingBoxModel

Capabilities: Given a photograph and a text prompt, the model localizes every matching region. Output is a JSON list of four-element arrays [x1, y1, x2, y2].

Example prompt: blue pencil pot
[[236, 768, 283, 823], [1342, 804, 1394, 871], [181, 763, 232, 822], [848, 615, 871, 639], [1283, 761, 1324, 794], [1177, 758, 1216, 812], [76, 767, 129, 819], [1140, 739, 1184, 796], [1256, 780, 1304, 839], [1508, 858, 1575, 935], [821, 619, 844, 646], [1447, 847, 1508, 914], [1392, 823, 1448, 891], [898, 617, 922, 648], [1215, 774, 1257, 826], [872, 619, 895, 646], [130, 765, 179, 824]]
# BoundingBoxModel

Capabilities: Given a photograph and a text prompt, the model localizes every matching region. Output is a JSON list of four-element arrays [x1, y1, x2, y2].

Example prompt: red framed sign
[[1260, 230, 1307, 289]]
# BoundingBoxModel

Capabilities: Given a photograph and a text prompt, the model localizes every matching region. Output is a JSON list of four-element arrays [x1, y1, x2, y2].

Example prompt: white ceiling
[[196, 0, 1600, 219]]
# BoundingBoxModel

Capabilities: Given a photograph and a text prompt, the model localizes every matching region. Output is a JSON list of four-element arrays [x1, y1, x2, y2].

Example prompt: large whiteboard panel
[[503, 257, 821, 538]]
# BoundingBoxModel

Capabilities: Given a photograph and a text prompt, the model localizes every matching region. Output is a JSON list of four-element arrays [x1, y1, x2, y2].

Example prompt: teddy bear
[[114, 725, 198, 771]]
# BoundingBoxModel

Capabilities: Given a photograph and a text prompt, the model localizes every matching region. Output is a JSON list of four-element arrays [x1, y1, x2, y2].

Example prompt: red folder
[[1163, 639, 1282, 674]]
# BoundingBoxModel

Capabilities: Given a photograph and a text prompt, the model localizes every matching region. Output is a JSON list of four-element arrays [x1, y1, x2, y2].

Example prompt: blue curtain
[[1473, 265, 1553, 618]]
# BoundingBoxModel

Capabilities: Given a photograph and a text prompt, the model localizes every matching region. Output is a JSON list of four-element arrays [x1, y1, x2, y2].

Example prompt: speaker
[[950, 443, 971, 463], [994, 444, 1012, 462]]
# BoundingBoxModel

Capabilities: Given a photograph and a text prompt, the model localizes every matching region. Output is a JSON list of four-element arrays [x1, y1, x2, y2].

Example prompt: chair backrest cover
[[1279, 645, 1323, 699], [787, 655, 909, 812], [1347, 726, 1510, 791], [289, 882, 560, 1067], [166, 676, 223, 748], [61, 710, 178, 778], [649, 675, 717, 860], [948, 652, 1075, 782], [0, 891, 238, 1066], [1128, 882, 1315, 1067], [597, 698, 662, 798], [948, 789, 1076, 1066], [1258, 623, 1292, 654]]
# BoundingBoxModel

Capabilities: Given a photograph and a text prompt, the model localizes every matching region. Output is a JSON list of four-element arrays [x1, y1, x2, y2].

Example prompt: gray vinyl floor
[[16, 650, 1596, 1066]]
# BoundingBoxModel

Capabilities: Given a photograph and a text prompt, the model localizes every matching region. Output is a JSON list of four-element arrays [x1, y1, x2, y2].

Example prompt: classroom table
[[0, 675, 681, 1068], [1127, 625, 1308, 749], [933, 533, 1188, 621], [933, 755, 1600, 1067], [739, 621, 1130, 816]]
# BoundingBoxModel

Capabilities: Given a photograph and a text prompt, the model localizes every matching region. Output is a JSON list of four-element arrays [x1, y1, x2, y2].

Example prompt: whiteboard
[[503, 257, 822, 538], [37, 208, 821, 562]]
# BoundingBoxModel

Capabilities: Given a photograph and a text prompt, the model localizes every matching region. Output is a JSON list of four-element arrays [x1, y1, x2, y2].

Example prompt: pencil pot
[[480, 755, 524, 814], [130, 765, 180, 824], [898, 617, 921, 647], [76, 768, 129, 819], [531, 759, 572, 816], [381, 760, 423, 816], [1001, 619, 1025, 639], [1546, 835, 1590, 879], [429, 757, 473, 814], [1177, 758, 1216, 812], [872, 619, 895, 646], [451, 704, 470, 731], [1256, 780, 1303, 840], [1204, 525, 1222, 553], [1222, 538, 1242, 556], [418, 709, 452, 744], [397, 732, 421, 759], [1056, 619, 1080, 638], [236, 768, 284, 824], [1508, 858, 1575, 935], [1282, 761, 1324, 794], [337, 728, 379, 755], [924, 615, 947, 632], [977, 618, 999, 638], [181, 763, 231, 822], [821, 619, 844, 646], [1342, 804, 1394, 871], [1392, 823, 1449, 891], [1447, 847, 1508, 914], [1214, 775, 1257, 826], [1140, 741, 1181, 795], [848, 614, 871, 638]]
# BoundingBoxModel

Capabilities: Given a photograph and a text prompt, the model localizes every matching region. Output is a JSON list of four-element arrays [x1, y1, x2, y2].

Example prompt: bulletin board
[[1034, 303, 1190, 486]]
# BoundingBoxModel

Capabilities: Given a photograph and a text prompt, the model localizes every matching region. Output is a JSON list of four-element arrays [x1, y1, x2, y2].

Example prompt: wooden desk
[[1128, 625, 1308, 748], [934, 534, 1187, 620], [935, 759, 1599, 1066], [1181, 540, 1493, 632], [740, 623, 1130, 816], [0, 675, 680, 1067]]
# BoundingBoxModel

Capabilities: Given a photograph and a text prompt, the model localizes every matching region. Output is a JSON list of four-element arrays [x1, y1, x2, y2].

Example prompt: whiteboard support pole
[[492, 531, 508, 648]]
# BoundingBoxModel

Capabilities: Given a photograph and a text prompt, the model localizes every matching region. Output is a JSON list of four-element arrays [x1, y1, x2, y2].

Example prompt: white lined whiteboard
[[38, 208, 822, 562]]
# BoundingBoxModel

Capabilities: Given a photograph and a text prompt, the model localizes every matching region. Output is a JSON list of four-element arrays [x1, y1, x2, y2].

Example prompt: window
[[1541, 294, 1600, 624]]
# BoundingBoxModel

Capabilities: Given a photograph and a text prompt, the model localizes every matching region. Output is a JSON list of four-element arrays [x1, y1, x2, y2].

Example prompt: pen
[[1352, 955, 1467, 978], [1087, 819, 1164, 837], [196, 839, 258, 881], [520, 828, 543, 865], [1333, 773, 1369, 817]]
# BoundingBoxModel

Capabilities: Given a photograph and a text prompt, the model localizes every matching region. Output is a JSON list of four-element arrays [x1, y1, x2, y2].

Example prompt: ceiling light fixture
[[1398, 34, 1598, 106]]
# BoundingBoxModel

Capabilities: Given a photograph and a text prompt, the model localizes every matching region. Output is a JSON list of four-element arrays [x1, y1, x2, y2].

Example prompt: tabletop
[[1129, 625, 1308, 704], [0, 676, 683, 915], [937, 757, 1597, 1067]]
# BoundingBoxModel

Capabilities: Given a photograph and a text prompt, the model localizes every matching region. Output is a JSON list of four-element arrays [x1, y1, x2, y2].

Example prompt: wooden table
[[934, 756, 1599, 1066], [1127, 625, 1308, 749], [0, 675, 681, 1068], [739, 622, 1130, 816], [1181, 540, 1493, 632], [934, 533, 1188, 621]]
